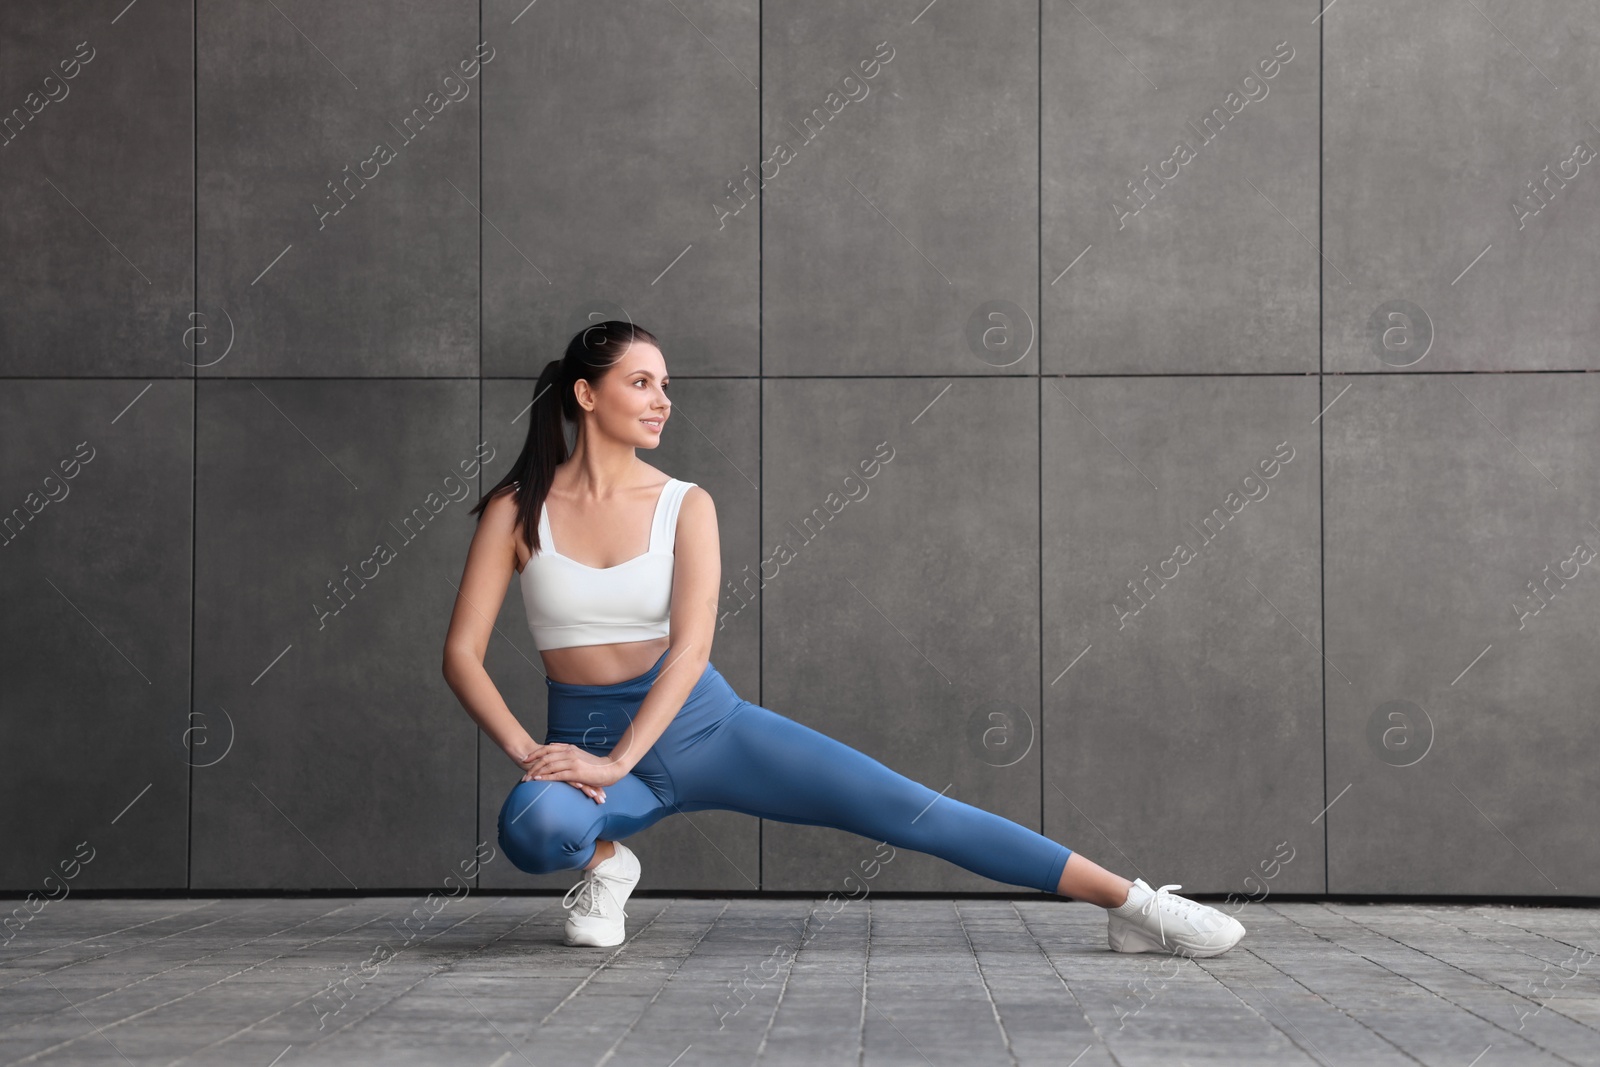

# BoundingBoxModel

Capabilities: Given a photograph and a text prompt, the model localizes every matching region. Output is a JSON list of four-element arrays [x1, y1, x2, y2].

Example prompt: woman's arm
[[439, 488, 543, 770], [523, 486, 722, 786]]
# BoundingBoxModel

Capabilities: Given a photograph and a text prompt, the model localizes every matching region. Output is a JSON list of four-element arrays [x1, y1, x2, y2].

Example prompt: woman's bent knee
[[497, 782, 594, 875]]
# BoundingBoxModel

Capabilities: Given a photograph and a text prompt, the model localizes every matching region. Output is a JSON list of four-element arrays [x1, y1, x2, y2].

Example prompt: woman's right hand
[[514, 742, 606, 804]]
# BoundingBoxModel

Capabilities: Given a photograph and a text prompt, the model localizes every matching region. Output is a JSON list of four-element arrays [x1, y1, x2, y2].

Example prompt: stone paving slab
[[0, 896, 1593, 1066]]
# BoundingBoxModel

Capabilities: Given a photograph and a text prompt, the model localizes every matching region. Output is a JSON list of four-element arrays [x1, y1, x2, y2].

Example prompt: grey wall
[[3, 0, 1596, 899]]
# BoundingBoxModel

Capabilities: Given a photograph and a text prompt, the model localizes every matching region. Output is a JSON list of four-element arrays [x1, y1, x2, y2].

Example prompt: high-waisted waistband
[[544, 646, 679, 699], [543, 647, 743, 749]]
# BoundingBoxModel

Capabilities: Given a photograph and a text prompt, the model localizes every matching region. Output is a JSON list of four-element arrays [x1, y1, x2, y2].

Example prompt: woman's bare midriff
[[538, 635, 671, 687], [513, 539, 672, 687]]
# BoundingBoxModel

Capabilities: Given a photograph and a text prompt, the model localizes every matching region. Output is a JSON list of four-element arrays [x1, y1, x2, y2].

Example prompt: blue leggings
[[496, 649, 1073, 894]]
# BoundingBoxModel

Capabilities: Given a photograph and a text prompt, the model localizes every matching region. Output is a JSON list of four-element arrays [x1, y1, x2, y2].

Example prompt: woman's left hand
[[522, 743, 629, 788]]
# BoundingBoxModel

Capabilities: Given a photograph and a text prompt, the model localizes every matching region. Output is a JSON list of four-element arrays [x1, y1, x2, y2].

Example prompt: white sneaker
[[1106, 878, 1245, 958], [562, 842, 641, 947]]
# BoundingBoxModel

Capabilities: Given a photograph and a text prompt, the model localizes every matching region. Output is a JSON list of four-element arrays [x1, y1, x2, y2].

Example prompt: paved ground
[[0, 896, 1595, 1066]]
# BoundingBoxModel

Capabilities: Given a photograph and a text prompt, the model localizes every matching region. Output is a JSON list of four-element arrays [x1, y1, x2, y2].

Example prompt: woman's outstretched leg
[[1059, 852, 1135, 908], [675, 701, 1245, 956], [677, 702, 1075, 894]]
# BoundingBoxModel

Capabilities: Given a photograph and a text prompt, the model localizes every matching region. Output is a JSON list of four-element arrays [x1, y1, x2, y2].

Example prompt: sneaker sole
[[1108, 920, 1244, 958], [564, 924, 626, 947]]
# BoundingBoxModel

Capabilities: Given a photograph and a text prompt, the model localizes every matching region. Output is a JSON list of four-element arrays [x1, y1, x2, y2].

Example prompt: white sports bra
[[518, 478, 696, 651]]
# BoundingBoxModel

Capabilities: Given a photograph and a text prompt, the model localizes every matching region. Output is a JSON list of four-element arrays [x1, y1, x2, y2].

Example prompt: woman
[[442, 320, 1245, 956]]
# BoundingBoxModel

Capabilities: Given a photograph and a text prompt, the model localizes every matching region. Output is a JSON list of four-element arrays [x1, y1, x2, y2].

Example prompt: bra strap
[[654, 480, 695, 553], [537, 498, 555, 554], [648, 480, 675, 553]]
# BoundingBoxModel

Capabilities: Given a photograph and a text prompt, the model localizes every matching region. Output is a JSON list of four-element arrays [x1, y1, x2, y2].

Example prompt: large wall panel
[[1324, 374, 1600, 894], [0, 382, 192, 890], [191, 380, 480, 889], [1042, 0, 1317, 375], [482, 0, 757, 377], [1042, 375, 1325, 896], [197, 0, 479, 376], [0, 1, 192, 376], [762, 0, 1037, 376], [1325, 0, 1600, 373]]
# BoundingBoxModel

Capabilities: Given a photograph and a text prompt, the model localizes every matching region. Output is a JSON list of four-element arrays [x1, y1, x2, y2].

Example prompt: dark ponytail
[[470, 320, 661, 555]]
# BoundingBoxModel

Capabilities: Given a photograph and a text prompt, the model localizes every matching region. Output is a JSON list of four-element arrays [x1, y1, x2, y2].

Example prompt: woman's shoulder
[[479, 483, 526, 557], [676, 482, 711, 514], [485, 481, 524, 518]]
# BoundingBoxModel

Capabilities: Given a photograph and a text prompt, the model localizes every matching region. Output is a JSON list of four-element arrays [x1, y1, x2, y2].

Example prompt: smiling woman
[[440, 320, 1244, 958]]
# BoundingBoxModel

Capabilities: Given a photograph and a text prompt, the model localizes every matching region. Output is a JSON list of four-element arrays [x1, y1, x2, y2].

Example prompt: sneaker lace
[[563, 868, 629, 920], [1139, 883, 1211, 944]]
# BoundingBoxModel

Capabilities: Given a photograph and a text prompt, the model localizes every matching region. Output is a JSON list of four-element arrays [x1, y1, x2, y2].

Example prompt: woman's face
[[580, 342, 670, 448]]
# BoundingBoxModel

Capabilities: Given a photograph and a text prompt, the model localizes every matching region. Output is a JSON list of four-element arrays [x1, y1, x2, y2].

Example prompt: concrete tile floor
[[0, 895, 1595, 1066]]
